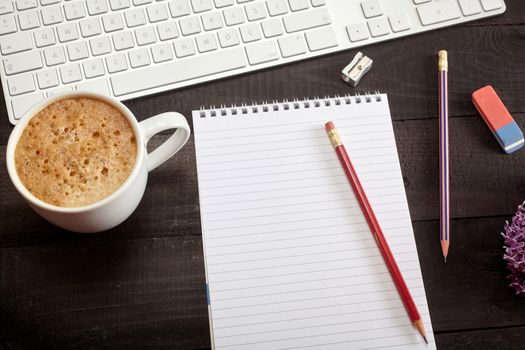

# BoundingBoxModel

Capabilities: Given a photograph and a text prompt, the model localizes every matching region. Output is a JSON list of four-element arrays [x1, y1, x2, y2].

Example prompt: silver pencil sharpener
[[341, 52, 373, 87]]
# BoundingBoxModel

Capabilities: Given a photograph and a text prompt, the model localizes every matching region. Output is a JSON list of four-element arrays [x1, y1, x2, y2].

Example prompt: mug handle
[[139, 112, 191, 172]]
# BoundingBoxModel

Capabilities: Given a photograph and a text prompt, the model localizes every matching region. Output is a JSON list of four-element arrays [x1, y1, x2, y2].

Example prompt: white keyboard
[[1, 0, 505, 124]]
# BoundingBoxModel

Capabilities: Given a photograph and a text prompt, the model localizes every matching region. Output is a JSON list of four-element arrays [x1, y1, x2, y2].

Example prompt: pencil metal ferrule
[[327, 129, 342, 148], [438, 50, 448, 71]]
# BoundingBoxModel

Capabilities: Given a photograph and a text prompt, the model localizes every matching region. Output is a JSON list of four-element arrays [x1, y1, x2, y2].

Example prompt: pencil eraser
[[472, 85, 524, 154]]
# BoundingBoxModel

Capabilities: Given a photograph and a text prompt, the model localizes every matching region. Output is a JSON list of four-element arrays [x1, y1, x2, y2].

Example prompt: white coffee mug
[[6, 91, 191, 233]]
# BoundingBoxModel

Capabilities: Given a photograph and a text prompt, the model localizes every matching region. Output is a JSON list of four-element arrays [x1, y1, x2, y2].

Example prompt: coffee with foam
[[15, 98, 137, 207]]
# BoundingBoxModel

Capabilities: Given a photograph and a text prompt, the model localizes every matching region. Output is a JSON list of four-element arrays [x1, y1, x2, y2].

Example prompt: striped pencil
[[438, 50, 449, 263]]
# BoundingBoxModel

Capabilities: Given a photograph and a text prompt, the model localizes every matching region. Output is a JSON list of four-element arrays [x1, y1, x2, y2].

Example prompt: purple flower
[[502, 202, 525, 296]]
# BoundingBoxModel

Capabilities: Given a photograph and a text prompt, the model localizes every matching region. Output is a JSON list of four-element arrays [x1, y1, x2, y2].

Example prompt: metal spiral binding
[[198, 92, 382, 118]]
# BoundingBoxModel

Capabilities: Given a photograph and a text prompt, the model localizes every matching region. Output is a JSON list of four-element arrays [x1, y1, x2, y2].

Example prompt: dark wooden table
[[2, 2, 525, 349]]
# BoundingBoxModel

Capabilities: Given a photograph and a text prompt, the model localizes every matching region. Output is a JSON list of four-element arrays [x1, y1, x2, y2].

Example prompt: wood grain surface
[[1, 1, 525, 349]]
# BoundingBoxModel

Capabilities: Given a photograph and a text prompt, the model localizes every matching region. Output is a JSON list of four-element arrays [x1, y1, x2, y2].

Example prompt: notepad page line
[[196, 128, 394, 151], [205, 221, 410, 242], [206, 228, 405, 248], [197, 139, 395, 158], [202, 190, 405, 212], [213, 323, 419, 348], [211, 295, 428, 321], [205, 229, 411, 257], [200, 173, 399, 193], [208, 255, 418, 277], [213, 306, 409, 330], [213, 310, 431, 340], [195, 113, 390, 136], [213, 299, 429, 331], [212, 277, 423, 306], [208, 258, 421, 286]]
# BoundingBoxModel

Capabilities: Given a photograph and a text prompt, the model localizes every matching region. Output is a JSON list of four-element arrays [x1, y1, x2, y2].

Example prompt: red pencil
[[325, 121, 428, 344]]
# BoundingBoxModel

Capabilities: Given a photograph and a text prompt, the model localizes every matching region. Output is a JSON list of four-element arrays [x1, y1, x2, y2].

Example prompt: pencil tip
[[423, 336, 428, 344], [444, 256, 447, 264]]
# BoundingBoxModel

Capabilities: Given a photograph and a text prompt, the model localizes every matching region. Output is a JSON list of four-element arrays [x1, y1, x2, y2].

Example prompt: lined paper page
[[193, 95, 436, 350]]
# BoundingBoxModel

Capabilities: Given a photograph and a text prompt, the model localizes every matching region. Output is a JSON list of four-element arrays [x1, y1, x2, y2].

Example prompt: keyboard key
[[245, 40, 278, 64], [179, 16, 201, 35], [135, 26, 156, 45], [361, 0, 383, 18], [1, 32, 33, 54], [133, 0, 152, 5], [389, 13, 411, 32], [202, 11, 223, 30], [261, 18, 283, 38], [63, 1, 86, 20], [168, 0, 191, 17], [151, 42, 173, 62], [266, 0, 287, 16], [44, 46, 66, 66], [59, 63, 82, 83], [368, 17, 390, 37], [147, 3, 169, 22], [12, 92, 44, 119], [240, 23, 261, 42], [218, 27, 239, 47], [80, 17, 102, 37], [82, 58, 105, 78], [90, 36, 112, 55], [157, 21, 179, 40], [0, 1, 13, 14], [57, 23, 79, 42], [8, 73, 35, 96], [102, 13, 124, 32], [41, 0, 62, 5], [76, 78, 109, 94], [458, 0, 482, 16], [36, 69, 59, 89], [173, 37, 195, 57], [67, 41, 89, 61], [310, 0, 325, 7], [34, 27, 56, 47], [214, 0, 233, 8], [346, 22, 369, 42], [480, 0, 502, 11], [223, 6, 244, 25], [110, 47, 246, 96], [288, 0, 309, 12], [109, 0, 131, 10], [18, 9, 40, 30], [0, 14, 16, 35], [190, 0, 212, 13], [106, 52, 128, 72], [196, 32, 217, 52], [283, 7, 330, 33], [41, 5, 63, 25], [125, 8, 146, 27], [128, 47, 150, 67], [86, 0, 108, 15], [417, 0, 461, 26], [4, 51, 42, 75], [278, 34, 306, 57], [16, 0, 37, 10], [45, 86, 73, 97], [112, 31, 134, 50], [245, 2, 266, 20], [305, 26, 337, 51]]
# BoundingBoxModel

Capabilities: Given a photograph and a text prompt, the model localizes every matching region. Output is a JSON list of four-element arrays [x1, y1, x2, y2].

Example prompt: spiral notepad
[[192, 94, 436, 350]]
